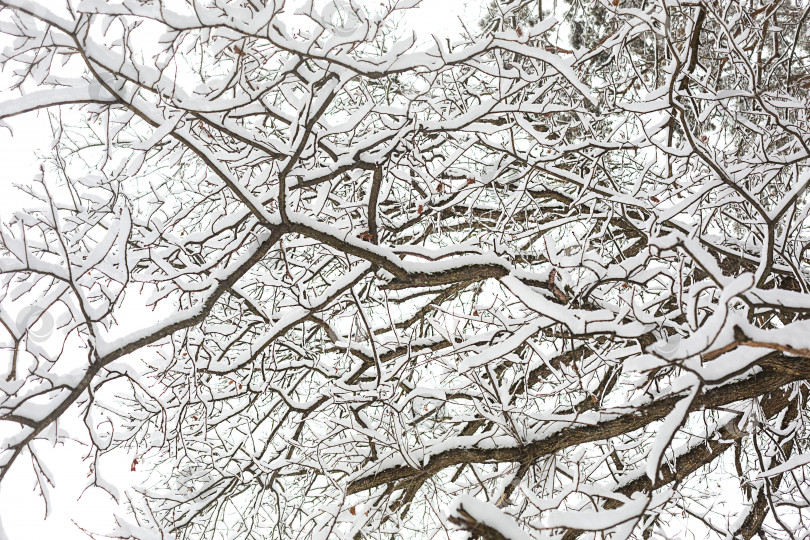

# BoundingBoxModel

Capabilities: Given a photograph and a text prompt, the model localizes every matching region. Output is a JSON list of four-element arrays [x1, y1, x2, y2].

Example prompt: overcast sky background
[[0, 2, 751, 539], [0, 1, 487, 538]]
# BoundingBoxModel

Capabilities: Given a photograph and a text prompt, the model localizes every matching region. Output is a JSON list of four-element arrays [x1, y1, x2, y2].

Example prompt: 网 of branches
[[1, 0, 810, 538]]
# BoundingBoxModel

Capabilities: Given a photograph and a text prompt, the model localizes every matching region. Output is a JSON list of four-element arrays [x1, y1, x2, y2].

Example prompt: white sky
[[0, 2, 752, 539], [0, 114, 50, 218], [0, 1, 487, 538]]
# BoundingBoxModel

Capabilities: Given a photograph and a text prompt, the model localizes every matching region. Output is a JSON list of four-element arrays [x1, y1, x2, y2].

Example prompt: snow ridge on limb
[[449, 495, 531, 540]]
